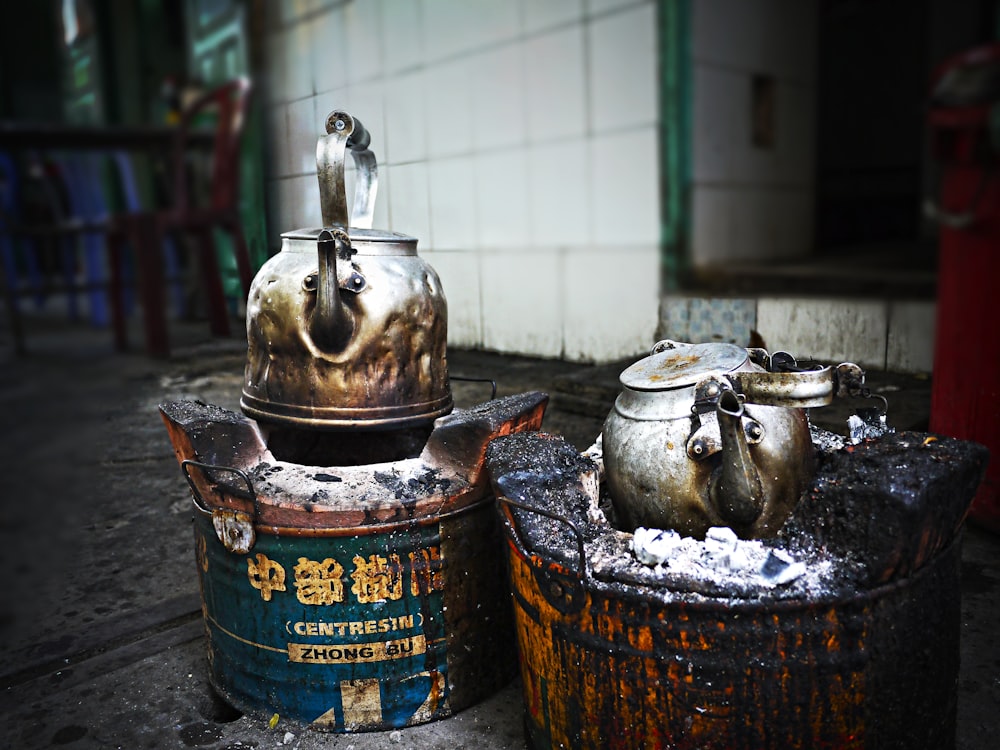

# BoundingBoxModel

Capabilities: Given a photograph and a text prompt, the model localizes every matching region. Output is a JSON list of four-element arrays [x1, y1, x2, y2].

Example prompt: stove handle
[[498, 495, 587, 571], [181, 459, 258, 555], [498, 496, 589, 614]]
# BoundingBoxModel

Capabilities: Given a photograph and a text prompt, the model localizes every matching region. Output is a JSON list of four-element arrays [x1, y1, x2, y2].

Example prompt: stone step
[[657, 295, 935, 374]]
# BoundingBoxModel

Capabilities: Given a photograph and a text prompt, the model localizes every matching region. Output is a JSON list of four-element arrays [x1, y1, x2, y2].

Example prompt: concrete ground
[[0, 315, 997, 749]]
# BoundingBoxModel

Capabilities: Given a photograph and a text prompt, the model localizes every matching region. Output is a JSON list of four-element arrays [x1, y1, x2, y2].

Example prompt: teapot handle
[[316, 110, 378, 229], [731, 360, 867, 407], [731, 368, 835, 408]]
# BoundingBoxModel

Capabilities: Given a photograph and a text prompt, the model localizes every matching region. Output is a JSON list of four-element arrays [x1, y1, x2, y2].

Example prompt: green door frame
[[658, 0, 692, 292]]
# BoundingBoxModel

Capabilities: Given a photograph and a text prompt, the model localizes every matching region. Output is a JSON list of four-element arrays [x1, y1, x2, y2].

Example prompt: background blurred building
[[2, 0, 996, 368]]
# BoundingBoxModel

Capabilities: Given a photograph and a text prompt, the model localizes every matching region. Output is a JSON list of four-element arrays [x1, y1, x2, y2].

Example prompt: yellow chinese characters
[[294, 557, 345, 605], [245, 548, 445, 604], [351, 554, 404, 603], [247, 553, 287, 601]]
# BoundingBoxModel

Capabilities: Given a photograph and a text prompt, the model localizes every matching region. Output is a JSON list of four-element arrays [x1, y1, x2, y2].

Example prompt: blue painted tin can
[[186, 463, 514, 731], [163, 393, 547, 733]]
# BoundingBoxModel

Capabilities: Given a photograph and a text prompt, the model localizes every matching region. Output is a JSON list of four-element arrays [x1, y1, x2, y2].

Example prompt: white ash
[[630, 524, 818, 590], [248, 456, 462, 510], [759, 548, 807, 585], [810, 425, 849, 453], [632, 527, 683, 565], [847, 412, 894, 443], [582, 434, 605, 483]]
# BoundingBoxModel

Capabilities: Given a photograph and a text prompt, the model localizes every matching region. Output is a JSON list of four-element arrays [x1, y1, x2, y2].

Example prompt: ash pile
[[487, 427, 987, 601]]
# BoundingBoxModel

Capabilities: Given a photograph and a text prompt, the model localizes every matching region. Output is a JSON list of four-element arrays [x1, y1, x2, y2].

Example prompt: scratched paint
[[194, 498, 515, 732], [501, 522, 963, 750]]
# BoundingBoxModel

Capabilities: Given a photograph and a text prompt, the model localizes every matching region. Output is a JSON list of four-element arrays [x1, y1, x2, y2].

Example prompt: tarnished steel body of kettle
[[241, 111, 452, 430], [603, 340, 865, 539]]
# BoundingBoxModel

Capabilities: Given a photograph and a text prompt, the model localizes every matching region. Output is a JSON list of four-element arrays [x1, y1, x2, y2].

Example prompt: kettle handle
[[731, 360, 866, 407], [731, 368, 835, 408], [316, 110, 378, 229]]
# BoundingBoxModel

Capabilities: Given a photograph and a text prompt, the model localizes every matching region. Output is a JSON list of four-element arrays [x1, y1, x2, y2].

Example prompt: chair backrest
[[173, 76, 252, 214]]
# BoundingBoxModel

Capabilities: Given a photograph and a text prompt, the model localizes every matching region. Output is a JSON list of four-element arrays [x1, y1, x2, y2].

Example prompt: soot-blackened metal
[[486, 430, 987, 750]]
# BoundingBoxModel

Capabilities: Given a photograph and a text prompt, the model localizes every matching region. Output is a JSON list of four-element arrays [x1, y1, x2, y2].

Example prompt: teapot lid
[[281, 226, 417, 255], [620, 342, 748, 392], [282, 227, 414, 242]]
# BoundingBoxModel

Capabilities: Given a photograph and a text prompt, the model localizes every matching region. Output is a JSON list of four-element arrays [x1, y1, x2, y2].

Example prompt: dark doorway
[[815, 0, 995, 262]]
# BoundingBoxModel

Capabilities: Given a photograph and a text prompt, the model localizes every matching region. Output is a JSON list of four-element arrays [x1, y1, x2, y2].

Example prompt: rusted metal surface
[[190, 492, 512, 731], [485, 431, 986, 750], [161, 393, 548, 532], [240, 108, 452, 431], [159, 392, 547, 732]]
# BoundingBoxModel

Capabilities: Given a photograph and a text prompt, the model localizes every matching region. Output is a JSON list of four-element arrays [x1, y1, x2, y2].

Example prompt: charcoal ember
[[159, 400, 268, 467], [703, 525, 739, 569], [847, 410, 893, 443], [485, 432, 599, 569], [782, 430, 988, 584], [632, 527, 682, 565], [422, 391, 548, 483]]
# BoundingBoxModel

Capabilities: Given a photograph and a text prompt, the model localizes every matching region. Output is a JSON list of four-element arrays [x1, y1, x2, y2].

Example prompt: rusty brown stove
[[485, 423, 987, 749]]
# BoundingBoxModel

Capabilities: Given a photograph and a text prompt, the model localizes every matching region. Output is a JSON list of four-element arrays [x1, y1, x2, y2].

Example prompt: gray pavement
[[0, 316, 997, 749]]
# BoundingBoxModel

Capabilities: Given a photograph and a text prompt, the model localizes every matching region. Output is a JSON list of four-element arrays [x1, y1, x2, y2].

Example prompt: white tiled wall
[[657, 295, 935, 373], [260, 0, 924, 372], [689, 0, 818, 267], [756, 297, 935, 373], [886, 301, 936, 373], [262, 0, 661, 362], [756, 298, 889, 370]]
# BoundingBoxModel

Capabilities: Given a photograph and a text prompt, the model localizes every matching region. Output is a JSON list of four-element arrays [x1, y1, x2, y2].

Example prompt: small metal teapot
[[241, 110, 452, 430], [602, 340, 865, 539]]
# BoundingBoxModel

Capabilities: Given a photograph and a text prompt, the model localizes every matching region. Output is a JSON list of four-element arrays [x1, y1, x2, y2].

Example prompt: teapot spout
[[309, 228, 354, 352], [710, 389, 765, 530]]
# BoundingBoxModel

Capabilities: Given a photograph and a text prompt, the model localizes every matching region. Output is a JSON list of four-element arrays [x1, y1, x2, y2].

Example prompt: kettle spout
[[309, 228, 354, 352], [710, 389, 765, 530]]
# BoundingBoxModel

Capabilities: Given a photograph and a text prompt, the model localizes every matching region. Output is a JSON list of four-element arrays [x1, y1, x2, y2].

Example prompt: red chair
[[109, 76, 254, 357]]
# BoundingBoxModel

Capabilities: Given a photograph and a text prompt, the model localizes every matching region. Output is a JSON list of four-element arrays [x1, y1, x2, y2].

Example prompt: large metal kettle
[[241, 110, 452, 430], [602, 340, 865, 539]]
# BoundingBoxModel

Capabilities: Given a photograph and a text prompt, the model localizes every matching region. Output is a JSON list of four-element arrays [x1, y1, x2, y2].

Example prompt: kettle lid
[[620, 342, 748, 392], [282, 227, 414, 242]]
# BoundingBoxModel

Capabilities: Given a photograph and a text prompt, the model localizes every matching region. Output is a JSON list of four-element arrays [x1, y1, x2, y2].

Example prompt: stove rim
[[239, 392, 455, 431], [499, 494, 966, 613]]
